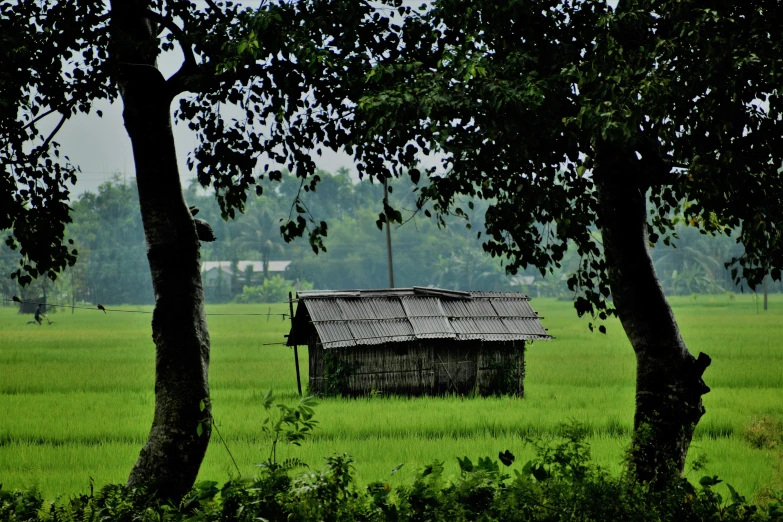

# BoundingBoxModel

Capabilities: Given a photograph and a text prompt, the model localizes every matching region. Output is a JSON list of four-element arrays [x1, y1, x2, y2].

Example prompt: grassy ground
[[1, 294, 782, 500]]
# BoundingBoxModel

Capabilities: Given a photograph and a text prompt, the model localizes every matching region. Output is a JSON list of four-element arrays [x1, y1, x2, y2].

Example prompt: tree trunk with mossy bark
[[595, 145, 711, 486], [110, 0, 212, 501]]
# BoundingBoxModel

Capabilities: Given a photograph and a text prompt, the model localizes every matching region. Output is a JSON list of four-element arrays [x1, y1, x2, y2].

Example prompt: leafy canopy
[[7, 0, 783, 317], [346, 0, 783, 321], [1, 0, 412, 283]]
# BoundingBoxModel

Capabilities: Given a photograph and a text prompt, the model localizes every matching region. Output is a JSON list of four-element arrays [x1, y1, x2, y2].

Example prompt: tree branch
[[167, 57, 205, 98], [634, 130, 677, 187], [174, 60, 271, 98], [142, 9, 195, 69], [137, 9, 204, 98], [31, 111, 68, 159], [21, 100, 76, 132], [204, 0, 227, 22]]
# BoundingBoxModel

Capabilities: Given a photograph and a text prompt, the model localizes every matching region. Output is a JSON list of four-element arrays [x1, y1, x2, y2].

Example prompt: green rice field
[[1, 294, 782, 500]]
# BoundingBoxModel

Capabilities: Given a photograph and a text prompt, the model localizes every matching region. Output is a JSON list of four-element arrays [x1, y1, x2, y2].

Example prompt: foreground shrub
[[4, 427, 783, 522], [0, 486, 43, 522]]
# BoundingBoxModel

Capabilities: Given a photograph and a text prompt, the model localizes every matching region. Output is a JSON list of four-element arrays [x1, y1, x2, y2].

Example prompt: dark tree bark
[[595, 145, 711, 486], [110, 0, 212, 501]]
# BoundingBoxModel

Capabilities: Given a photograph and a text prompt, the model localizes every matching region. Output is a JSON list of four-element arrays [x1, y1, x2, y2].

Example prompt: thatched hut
[[286, 287, 550, 397]]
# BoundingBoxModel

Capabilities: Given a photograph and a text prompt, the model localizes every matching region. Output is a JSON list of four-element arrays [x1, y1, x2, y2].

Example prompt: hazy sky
[[58, 90, 354, 196], [58, 0, 414, 196]]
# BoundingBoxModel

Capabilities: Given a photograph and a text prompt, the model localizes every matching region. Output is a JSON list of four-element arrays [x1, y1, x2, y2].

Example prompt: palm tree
[[435, 248, 509, 291], [652, 223, 736, 296], [234, 209, 284, 281]]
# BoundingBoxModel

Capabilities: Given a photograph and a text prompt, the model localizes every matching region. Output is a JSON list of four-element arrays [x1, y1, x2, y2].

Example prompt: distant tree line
[[0, 169, 774, 308]]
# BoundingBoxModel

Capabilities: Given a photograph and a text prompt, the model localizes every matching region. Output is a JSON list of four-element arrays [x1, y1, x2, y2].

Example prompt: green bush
[[4, 425, 783, 522], [744, 417, 783, 450], [232, 277, 313, 304]]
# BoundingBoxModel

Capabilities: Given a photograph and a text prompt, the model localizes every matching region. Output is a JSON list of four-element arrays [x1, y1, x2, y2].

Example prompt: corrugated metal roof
[[467, 291, 531, 299], [440, 300, 471, 318], [466, 317, 512, 343], [400, 296, 444, 317], [490, 298, 538, 318], [501, 318, 550, 339], [337, 299, 376, 320], [409, 317, 456, 339], [305, 299, 345, 321], [347, 320, 386, 346], [450, 317, 481, 340], [462, 299, 498, 317], [369, 298, 406, 319], [373, 319, 416, 342], [288, 287, 551, 348], [313, 321, 355, 349]]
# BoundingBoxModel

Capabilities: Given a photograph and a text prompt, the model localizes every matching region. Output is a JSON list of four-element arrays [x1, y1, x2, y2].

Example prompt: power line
[[2, 298, 290, 318]]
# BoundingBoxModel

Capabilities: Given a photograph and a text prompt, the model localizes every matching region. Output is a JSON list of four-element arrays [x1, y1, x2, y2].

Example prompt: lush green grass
[[1, 295, 782, 499]]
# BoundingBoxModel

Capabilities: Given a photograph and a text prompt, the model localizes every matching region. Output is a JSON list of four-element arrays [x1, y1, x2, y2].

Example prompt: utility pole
[[383, 176, 395, 288]]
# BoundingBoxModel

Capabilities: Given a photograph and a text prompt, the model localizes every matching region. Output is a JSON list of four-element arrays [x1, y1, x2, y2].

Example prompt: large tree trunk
[[595, 147, 711, 486], [111, 0, 212, 501]]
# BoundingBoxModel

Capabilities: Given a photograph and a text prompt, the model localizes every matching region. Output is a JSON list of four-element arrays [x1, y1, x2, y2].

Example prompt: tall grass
[[1, 295, 782, 499]]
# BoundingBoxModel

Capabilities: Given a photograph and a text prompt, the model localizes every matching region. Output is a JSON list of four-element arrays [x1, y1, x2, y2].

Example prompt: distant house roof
[[287, 286, 550, 349], [511, 275, 536, 286], [201, 260, 291, 274]]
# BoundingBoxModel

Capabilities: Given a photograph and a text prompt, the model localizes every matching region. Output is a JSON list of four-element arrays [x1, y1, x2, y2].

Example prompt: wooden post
[[383, 176, 395, 288], [289, 292, 303, 396]]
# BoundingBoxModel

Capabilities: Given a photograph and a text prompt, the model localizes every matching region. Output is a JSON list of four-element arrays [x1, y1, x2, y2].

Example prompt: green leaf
[[498, 450, 515, 467], [477, 456, 499, 473], [196, 422, 203, 437], [457, 456, 474, 473], [263, 389, 274, 409], [421, 460, 443, 478], [532, 464, 549, 482], [726, 483, 745, 504], [699, 475, 722, 487]]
